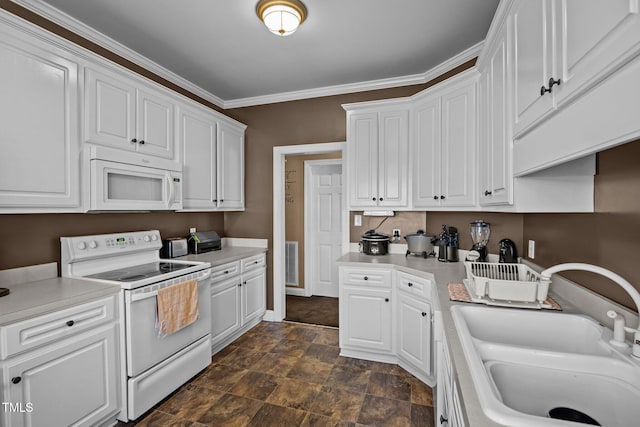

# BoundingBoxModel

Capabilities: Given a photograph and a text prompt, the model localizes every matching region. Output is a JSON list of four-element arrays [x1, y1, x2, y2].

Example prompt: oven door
[[90, 159, 182, 211], [124, 270, 211, 377]]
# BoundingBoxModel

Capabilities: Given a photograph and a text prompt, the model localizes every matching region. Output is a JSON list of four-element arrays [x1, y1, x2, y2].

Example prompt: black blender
[[467, 220, 490, 262]]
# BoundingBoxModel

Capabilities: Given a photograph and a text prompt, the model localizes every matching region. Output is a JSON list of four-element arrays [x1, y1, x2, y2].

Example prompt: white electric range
[[61, 230, 212, 421]]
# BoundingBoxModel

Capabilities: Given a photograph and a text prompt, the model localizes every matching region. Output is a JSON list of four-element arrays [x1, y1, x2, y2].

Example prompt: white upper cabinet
[[479, 14, 513, 206], [0, 15, 81, 211], [512, 0, 640, 137], [180, 102, 246, 211], [217, 120, 245, 210], [346, 105, 409, 209], [413, 71, 478, 208], [85, 66, 176, 161]]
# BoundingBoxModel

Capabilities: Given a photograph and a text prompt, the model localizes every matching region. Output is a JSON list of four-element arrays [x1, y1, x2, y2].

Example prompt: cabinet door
[[348, 112, 379, 207], [340, 286, 392, 353], [180, 105, 217, 209], [440, 82, 476, 207], [0, 31, 81, 209], [435, 340, 451, 427], [137, 88, 175, 160], [85, 67, 136, 150], [555, 0, 640, 106], [377, 109, 409, 207], [210, 277, 241, 344], [397, 294, 431, 375], [512, 0, 554, 137], [480, 18, 512, 206], [242, 269, 266, 325], [413, 96, 442, 208], [2, 324, 119, 427], [217, 121, 245, 209]]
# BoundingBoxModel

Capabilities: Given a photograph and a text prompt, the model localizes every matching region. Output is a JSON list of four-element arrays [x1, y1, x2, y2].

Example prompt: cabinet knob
[[540, 85, 551, 96], [220, 199, 224, 203], [66, 320, 75, 327], [243, 281, 247, 285], [385, 298, 390, 302], [422, 312, 427, 317], [238, 283, 242, 287], [484, 190, 492, 196], [139, 140, 145, 145], [254, 261, 259, 264], [363, 276, 368, 281], [408, 282, 414, 287], [372, 197, 377, 201], [213, 199, 218, 202], [433, 196, 438, 200], [379, 197, 383, 201], [540, 78, 561, 96], [440, 415, 448, 424], [11, 376, 21, 384], [131, 138, 137, 144], [440, 195, 445, 200], [224, 270, 229, 274]]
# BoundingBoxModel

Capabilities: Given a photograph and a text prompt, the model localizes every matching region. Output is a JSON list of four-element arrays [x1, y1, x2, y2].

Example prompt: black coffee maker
[[498, 239, 518, 263]]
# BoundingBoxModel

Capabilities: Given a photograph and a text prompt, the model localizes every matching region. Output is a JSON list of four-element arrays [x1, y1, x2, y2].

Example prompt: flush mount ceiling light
[[256, 0, 308, 36]]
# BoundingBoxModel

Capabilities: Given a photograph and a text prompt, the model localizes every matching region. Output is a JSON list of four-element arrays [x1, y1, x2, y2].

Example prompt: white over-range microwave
[[86, 146, 182, 211]]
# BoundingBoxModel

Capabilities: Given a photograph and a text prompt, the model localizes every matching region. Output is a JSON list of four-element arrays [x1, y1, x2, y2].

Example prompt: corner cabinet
[[344, 102, 410, 209], [180, 102, 246, 211], [413, 70, 478, 208], [0, 16, 82, 211], [0, 295, 121, 427]]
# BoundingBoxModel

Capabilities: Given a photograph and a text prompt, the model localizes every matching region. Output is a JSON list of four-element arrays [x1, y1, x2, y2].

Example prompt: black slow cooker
[[360, 230, 390, 255]]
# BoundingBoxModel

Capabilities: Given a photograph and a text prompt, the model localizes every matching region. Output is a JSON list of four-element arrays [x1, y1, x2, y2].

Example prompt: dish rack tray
[[464, 262, 548, 303]]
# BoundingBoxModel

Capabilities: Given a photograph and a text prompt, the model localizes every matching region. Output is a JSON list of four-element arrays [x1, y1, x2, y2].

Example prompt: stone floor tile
[[304, 343, 341, 364], [135, 410, 195, 426], [300, 412, 357, 427], [196, 393, 263, 426], [220, 346, 267, 370], [270, 338, 311, 357], [266, 377, 323, 411], [286, 326, 320, 342], [325, 364, 371, 393], [191, 364, 247, 392], [409, 378, 434, 406], [366, 372, 412, 401], [309, 386, 365, 422], [228, 371, 279, 401], [247, 402, 307, 426], [411, 403, 435, 427], [312, 328, 340, 346], [287, 357, 334, 384], [357, 394, 411, 427], [251, 352, 300, 377], [156, 384, 224, 421]]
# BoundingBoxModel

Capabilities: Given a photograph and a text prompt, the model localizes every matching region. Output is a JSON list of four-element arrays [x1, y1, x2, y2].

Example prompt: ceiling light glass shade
[[256, 0, 308, 36]]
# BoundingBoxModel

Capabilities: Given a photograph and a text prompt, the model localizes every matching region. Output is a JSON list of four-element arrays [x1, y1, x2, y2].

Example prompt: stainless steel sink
[[451, 305, 640, 427]]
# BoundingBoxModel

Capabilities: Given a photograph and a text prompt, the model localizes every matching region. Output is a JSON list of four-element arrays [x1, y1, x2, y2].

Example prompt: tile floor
[[130, 321, 435, 426]]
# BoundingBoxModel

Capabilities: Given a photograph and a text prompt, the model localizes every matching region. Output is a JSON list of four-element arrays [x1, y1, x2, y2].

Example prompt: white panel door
[[555, 0, 640, 106], [440, 82, 476, 207], [85, 67, 136, 149], [242, 269, 266, 324], [397, 293, 432, 375], [512, 0, 554, 136], [217, 121, 245, 209], [377, 109, 409, 207], [307, 163, 342, 298], [341, 286, 392, 353], [0, 31, 81, 209], [348, 112, 378, 207], [210, 277, 241, 344], [180, 105, 217, 209], [412, 96, 442, 207], [137, 88, 175, 160]]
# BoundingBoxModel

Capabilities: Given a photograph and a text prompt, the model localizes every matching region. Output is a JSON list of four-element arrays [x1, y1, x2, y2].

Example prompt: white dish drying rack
[[464, 261, 549, 304]]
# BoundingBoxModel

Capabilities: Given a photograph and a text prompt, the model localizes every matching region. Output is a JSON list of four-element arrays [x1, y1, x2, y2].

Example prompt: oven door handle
[[127, 270, 211, 303]]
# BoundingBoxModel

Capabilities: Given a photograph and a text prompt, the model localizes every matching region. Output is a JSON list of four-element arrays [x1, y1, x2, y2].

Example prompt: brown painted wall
[[285, 152, 342, 290], [0, 212, 224, 272], [523, 139, 640, 310]]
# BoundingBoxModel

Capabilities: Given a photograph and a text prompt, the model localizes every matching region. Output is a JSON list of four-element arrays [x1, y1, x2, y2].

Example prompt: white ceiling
[[20, 0, 500, 107]]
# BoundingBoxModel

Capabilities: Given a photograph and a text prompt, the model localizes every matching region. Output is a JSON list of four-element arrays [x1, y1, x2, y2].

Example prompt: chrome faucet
[[540, 263, 640, 358]]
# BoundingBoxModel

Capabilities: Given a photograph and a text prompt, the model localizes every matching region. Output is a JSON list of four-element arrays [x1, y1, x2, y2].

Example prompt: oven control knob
[[89, 240, 98, 249], [151, 234, 158, 241], [143, 235, 151, 242], [77, 241, 87, 250]]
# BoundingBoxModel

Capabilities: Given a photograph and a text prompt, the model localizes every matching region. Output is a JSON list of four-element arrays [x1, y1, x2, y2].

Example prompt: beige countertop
[[337, 252, 509, 427], [176, 246, 267, 266], [0, 277, 120, 326]]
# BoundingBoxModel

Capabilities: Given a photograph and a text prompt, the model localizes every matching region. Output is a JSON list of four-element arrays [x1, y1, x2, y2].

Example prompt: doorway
[[272, 142, 348, 324]]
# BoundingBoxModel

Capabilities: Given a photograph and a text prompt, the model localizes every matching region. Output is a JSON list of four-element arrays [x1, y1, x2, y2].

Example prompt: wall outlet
[[392, 229, 401, 241], [189, 227, 196, 234], [354, 215, 362, 227], [528, 240, 536, 259]]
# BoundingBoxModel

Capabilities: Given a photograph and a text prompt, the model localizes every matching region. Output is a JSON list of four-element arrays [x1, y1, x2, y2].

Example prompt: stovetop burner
[[86, 261, 196, 282]]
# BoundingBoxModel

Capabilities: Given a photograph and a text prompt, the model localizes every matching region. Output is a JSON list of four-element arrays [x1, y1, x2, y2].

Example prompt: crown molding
[[224, 41, 483, 108], [11, 0, 226, 108], [10, 0, 482, 109]]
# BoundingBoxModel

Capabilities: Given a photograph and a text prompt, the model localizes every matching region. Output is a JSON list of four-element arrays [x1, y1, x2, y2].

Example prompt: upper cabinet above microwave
[[84, 66, 176, 161]]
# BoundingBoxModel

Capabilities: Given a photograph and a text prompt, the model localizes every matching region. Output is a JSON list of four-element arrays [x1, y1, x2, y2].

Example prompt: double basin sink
[[451, 305, 640, 426]]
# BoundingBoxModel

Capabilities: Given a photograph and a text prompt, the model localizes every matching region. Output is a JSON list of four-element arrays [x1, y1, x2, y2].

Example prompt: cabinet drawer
[[396, 271, 433, 300], [340, 267, 392, 288], [241, 254, 266, 273], [211, 261, 241, 281], [0, 295, 117, 360]]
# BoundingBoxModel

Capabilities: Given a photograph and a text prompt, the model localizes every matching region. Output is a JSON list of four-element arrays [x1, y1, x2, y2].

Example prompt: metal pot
[[404, 230, 435, 258], [360, 230, 390, 255]]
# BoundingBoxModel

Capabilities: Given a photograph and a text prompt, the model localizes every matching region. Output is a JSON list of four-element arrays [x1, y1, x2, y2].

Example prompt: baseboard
[[285, 287, 308, 297], [261, 310, 280, 322]]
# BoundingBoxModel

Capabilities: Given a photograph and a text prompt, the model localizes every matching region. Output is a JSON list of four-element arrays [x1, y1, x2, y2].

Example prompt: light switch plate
[[528, 240, 536, 259], [354, 215, 362, 227]]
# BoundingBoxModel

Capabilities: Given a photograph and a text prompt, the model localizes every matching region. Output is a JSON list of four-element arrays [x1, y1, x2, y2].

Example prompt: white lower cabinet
[[435, 318, 465, 427], [339, 266, 434, 383], [0, 296, 121, 427], [210, 254, 266, 354]]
